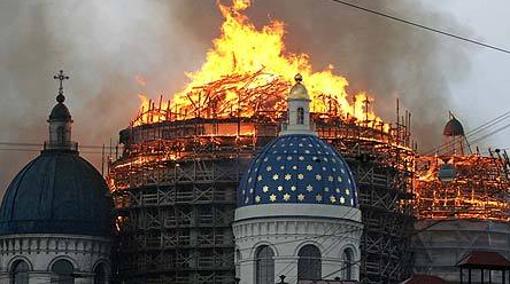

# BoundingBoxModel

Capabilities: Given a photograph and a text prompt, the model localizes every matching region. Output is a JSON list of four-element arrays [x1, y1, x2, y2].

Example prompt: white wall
[[0, 234, 111, 284], [233, 204, 363, 284]]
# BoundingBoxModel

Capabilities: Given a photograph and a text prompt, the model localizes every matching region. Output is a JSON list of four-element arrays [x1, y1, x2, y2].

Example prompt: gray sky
[[431, 0, 510, 151], [0, 0, 509, 192]]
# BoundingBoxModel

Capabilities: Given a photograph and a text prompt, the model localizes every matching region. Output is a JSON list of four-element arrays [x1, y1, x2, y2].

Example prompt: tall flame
[[134, 0, 386, 129]]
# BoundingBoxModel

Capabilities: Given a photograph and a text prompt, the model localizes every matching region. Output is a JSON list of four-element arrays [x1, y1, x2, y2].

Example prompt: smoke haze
[[0, 0, 469, 193]]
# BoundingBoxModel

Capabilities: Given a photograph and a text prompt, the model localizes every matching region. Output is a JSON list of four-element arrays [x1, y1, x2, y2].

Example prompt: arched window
[[52, 259, 74, 284], [297, 107, 305, 125], [255, 245, 274, 284], [56, 126, 65, 143], [342, 248, 354, 280], [94, 263, 108, 284], [10, 260, 29, 284], [298, 244, 321, 280]]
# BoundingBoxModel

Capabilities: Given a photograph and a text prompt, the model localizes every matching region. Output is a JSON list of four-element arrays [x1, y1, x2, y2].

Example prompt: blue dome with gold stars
[[238, 134, 357, 208]]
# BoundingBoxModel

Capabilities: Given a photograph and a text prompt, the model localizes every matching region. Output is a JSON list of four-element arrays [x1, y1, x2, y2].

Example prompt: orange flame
[[134, 0, 387, 129]]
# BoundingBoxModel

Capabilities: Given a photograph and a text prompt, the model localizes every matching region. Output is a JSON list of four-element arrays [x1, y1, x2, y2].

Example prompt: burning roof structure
[[106, 0, 434, 283], [132, 0, 388, 132]]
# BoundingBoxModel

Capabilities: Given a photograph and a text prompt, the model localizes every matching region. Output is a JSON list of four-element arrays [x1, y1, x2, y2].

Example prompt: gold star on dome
[[306, 185, 313, 192], [341, 168, 346, 174], [263, 186, 269, 193], [292, 165, 298, 170], [322, 167, 327, 171], [242, 189, 245, 195], [330, 196, 337, 203], [332, 159, 337, 164], [348, 179, 352, 184], [283, 193, 291, 201], [332, 168, 337, 172], [277, 156, 281, 161], [328, 176, 334, 182], [316, 194, 322, 202], [340, 197, 345, 204], [325, 187, 329, 192], [280, 166, 285, 170], [277, 186, 283, 191], [346, 189, 350, 195], [248, 177, 252, 183], [308, 144, 313, 147], [264, 157, 269, 161], [249, 188, 254, 193], [257, 175, 262, 181], [338, 176, 343, 182], [299, 156, 304, 161], [291, 186, 297, 191], [273, 174, 279, 180], [315, 174, 322, 181], [299, 143, 303, 147], [336, 188, 340, 193], [285, 174, 291, 180], [255, 196, 261, 203], [270, 194, 277, 202], [306, 165, 313, 171], [287, 156, 293, 161], [298, 174, 304, 180], [266, 166, 272, 172], [289, 143, 294, 146], [298, 194, 305, 201], [305, 150, 310, 154]]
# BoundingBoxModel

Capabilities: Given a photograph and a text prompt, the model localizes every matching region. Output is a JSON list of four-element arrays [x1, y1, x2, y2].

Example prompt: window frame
[[255, 245, 275, 284], [297, 244, 322, 280]]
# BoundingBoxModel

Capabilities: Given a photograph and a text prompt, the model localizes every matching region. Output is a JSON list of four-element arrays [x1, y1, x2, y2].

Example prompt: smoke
[[0, 0, 469, 193], [245, 0, 470, 148]]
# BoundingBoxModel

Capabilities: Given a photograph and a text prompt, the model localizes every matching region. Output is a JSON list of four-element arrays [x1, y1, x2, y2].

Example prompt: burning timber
[[412, 152, 510, 282], [415, 154, 510, 222], [108, 96, 416, 283]]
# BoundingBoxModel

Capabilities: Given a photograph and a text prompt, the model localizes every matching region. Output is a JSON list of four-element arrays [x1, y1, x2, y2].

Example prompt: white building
[[0, 71, 113, 284], [233, 74, 363, 284]]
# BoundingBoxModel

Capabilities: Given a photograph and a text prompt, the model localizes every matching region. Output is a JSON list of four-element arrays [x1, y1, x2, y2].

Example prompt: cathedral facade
[[233, 74, 363, 284], [0, 71, 113, 284]]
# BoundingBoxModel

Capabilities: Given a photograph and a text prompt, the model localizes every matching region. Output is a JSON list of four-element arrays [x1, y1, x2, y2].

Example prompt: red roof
[[401, 275, 447, 284], [457, 251, 510, 269]]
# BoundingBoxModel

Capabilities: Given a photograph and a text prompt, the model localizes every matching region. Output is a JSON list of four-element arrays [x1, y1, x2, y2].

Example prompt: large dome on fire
[[237, 134, 357, 207]]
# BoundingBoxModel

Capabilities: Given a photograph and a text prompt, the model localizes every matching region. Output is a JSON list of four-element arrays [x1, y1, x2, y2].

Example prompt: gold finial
[[288, 73, 309, 100], [294, 73, 303, 83]]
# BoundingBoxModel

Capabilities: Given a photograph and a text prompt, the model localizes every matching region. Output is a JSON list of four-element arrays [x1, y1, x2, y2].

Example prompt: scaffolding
[[414, 153, 510, 222], [108, 71, 418, 283], [108, 112, 415, 284]]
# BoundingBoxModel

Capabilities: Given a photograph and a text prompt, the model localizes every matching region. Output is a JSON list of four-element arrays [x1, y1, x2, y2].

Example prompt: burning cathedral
[[1, 0, 510, 284]]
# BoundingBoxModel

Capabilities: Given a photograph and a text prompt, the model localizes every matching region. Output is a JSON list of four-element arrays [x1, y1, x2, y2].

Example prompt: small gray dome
[[49, 103, 72, 121], [0, 150, 113, 237], [443, 116, 464, 136]]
